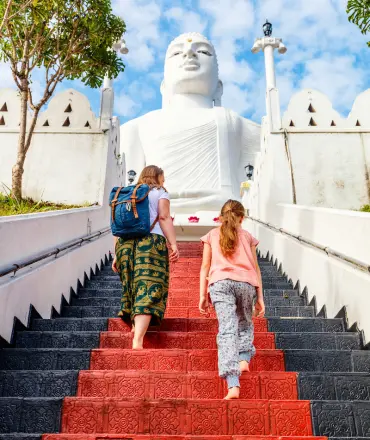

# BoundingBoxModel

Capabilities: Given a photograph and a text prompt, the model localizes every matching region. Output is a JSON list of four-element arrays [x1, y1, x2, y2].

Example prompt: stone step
[[60, 305, 315, 319], [76, 287, 300, 299], [59, 397, 313, 436], [42, 435, 326, 440], [99, 331, 276, 350], [0, 349, 91, 371], [268, 317, 345, 333], [84, 279, 293, 290], [70, 295, 305, 308], [14, 331, 274, 350], [0, 397, 62, 434], [285, 349, 370, 373], [298, 372, 370, 401], [32, 318, 108, 332], [90, 349, 285, 372], [275, 332, 361, 350], [0, 371, 78, 397], [0, 435, 41, 440], [77, 370, 298, 400]]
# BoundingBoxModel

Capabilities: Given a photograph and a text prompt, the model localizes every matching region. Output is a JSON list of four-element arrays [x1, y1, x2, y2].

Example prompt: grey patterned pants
[[209, 279, 256, 388]]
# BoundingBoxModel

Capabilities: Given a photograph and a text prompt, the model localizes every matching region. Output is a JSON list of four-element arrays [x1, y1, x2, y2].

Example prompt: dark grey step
[[312, 400, 370, 437], [285, 350, 370, 373], [32, 317, 108, 332], [0, 397, 62, 433], [70, 295, 306, 307], [268, 317, 345, 333], [16, 332, 100, 349], [61, 305, 119, 318], [263, 281, 293, 289], [0, 435, 41, 439], [59, 304, 315, 318], [0, 349, 90, 370], [0, 370, 78, 397], [264, 289, 299, 297], [298, 372, 370, 401], [276, 332, 361, 350]]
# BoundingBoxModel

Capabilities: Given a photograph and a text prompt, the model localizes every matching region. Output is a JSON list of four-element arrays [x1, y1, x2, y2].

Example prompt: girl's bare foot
[[131, 325, 135, 333], [224, 387, 240, 400], [240, 360, 250, 373], [132, 337, 144, 350]]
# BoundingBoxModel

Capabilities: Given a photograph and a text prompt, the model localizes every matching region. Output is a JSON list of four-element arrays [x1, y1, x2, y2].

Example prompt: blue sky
[[1, 0, 369, 124]]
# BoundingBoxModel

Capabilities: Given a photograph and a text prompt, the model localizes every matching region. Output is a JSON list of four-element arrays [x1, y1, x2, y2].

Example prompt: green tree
[[0, 0, 33, 38], [347, 0, 370, 46], [0, 0, 126, 200]]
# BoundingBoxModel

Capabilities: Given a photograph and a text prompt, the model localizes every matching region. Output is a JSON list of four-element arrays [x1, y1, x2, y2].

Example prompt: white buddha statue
[[120, 32, 260, 213]]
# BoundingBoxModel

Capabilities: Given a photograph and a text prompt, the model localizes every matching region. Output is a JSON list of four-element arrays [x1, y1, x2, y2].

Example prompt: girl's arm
[[252, 245, 265, 317], [199, 243, 212, 314], [158, 198, 179, 262]]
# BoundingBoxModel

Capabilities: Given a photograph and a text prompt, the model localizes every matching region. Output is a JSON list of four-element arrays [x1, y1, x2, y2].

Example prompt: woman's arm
[[158, 198, 179, 262], [199, 243, 211, 314], [112, 236, 119, 273]]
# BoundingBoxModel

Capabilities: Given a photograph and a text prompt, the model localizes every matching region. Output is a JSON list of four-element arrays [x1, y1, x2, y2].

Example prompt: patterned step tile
[[275, 333, 361, 351], [285, 350, 370, 372], [42, 435, 327, 440], [99, 332, 275, 350], [61, 306, 119, 318], [298, 372, 370, 401], [77, 371, 298, 400], [90, 349, 285, 372], [0, 371, 78, 397], [0, 435, 42, 439], [312, 401, 370, 437], [0, 349, 90, 371], [16, 332, 100, 349], [0, 397, 62, 433], [107, 318, 268, 333], [268, 318, 344, 333], [32, 318, 108, 332], [60, 398, 313, 436]]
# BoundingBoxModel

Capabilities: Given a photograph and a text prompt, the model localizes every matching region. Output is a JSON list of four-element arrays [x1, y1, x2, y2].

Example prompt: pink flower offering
[[213, 217, 220, 222], [188, 216, 200, 223]]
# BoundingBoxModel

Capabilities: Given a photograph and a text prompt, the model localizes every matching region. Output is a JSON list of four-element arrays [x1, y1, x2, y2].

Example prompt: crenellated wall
[[246, 88, 370, 217], [0, 88, 124, 205]]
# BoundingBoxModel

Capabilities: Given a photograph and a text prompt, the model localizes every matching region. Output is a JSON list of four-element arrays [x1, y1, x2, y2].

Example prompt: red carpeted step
[[59, 398, 313, 436], [77, 371, 297, 400], [108, 318, 268, 333], [90, 349, 285, 372], [165, 307, 217, 319], [43, 436, 326, 440], [99, 332, 275, 350]]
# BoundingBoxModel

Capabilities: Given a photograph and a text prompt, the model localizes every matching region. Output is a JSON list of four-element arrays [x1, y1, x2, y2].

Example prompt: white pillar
[[264, 44, 276, 89], [251, 36, 287, 132]]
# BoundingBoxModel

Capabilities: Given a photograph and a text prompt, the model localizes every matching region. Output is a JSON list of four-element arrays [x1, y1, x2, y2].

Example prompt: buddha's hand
[[169, 243, 180, 262]]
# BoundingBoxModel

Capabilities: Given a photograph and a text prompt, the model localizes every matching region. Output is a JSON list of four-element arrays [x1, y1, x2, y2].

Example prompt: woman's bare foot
[[224, 387, 240, 400], [131, 325, 135, 333], [240, 360, 250, 373]]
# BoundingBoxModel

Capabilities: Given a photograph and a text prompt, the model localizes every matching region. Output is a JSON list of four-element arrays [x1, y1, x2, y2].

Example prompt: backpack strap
[[111, 186, 122, 223], [131, 184, 141, 219], [150, 214, 159, 231]]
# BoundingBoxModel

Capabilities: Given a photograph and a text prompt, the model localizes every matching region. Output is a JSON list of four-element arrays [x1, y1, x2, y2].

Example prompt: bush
[[360, 204, 370, 212]]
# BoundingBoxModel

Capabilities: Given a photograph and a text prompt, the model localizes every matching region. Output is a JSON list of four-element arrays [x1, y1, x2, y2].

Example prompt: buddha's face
[[164, 35, 219, 97]]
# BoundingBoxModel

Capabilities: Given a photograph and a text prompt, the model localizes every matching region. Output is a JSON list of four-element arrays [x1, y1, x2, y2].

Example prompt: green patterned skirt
[[115, 233, 169, 326]]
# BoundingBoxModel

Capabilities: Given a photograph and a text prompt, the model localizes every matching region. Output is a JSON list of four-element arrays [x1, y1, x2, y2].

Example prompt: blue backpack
[[109, 184, 159, 239]]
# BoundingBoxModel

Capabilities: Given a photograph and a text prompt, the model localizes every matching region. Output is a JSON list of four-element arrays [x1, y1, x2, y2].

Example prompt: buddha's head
[[162, 32, 223, 105]]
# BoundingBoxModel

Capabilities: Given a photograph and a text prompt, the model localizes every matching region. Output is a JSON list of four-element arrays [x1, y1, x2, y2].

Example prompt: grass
[[0, 193, 90, 217], [360, 205, 370, 213]]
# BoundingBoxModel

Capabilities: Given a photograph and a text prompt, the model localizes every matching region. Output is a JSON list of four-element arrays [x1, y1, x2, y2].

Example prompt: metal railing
[[0, 227, 111, 278], [249, 217, 370, 273]]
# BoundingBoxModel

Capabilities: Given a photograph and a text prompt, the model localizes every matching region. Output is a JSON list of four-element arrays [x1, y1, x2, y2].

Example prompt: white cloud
[[222, 83, 251, 114], [165, 7, 207, 34], [0, 62, 15, 89], [115, 93, 140, 118]]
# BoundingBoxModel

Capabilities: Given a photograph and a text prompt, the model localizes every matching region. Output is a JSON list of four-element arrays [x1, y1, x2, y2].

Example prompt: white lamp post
[[251, 21, 287, 131], [103, 38, 129, 89]]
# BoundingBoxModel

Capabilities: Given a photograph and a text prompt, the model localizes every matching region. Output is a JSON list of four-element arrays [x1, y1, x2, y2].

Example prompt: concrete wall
[[0, 105, 122, 343], [0, 88, 125, 205], [245, 204, 370, 343]]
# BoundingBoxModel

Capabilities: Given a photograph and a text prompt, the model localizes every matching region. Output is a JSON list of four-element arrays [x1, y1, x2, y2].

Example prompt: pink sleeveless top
[[200, 227, 259, 288]]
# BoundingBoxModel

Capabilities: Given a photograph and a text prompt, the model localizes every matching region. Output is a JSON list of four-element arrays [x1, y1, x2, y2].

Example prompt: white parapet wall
[[0, 88, 124, 205], [0, 97, 123, 343], [245, 204, 370, 343]]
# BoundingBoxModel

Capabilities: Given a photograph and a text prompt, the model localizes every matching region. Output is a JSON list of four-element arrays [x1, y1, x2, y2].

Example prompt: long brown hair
[[137, 165, 164, 187], [219, 199, 245, 257]]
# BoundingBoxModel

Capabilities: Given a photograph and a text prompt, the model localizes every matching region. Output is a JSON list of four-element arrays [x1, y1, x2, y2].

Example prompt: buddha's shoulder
[[120, 110, 162, 132], [221, 108, 260, 127]]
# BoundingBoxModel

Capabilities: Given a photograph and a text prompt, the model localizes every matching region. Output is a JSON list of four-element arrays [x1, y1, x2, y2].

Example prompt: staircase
[[1, 241, 370, 439]]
